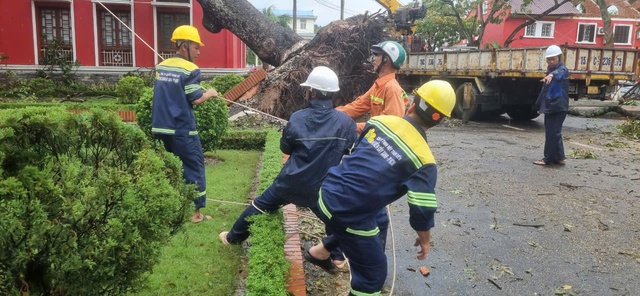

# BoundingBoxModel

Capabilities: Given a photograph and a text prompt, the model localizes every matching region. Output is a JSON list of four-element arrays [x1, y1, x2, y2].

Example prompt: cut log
[[197, 0, 388, 119], [568, 106, 640, 119]]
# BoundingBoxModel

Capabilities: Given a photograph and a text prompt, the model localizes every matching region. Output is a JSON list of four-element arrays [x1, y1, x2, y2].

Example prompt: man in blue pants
[[533, 44, 569, 166], [151, 25, 219, 223], [219, 66, 357, 246], [304, 80, 456, 295]]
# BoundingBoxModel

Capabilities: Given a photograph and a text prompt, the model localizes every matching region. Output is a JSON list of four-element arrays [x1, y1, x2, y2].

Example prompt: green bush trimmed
[[116, 76, 146, 104], [218, 129, 268, 150], [244, 130, 289, 296], [27, 77, 57, 98], [0, 107, 194, 295]]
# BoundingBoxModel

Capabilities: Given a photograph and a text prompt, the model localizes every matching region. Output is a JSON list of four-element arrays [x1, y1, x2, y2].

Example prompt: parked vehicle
[[398, 45, 640, 121]]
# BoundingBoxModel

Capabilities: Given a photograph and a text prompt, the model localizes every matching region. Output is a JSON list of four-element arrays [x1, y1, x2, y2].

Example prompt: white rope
[[94, 0, 164, 61], [387, 205, 396, 296]]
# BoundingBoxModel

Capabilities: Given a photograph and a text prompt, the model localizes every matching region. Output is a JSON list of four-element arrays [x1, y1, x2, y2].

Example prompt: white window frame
[[482, 1, 488, 14], [613, 24, 632, 45], [523, 21, 554, 38], [300, 19, 306, 30], [576, 23, 597, 44]]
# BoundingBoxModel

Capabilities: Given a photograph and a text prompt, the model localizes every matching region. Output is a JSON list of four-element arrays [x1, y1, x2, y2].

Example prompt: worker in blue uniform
[[534, 44, 570, 166], [151, 25, 219, 223], [219, 66, 357, 245], [304, 80, 456, 296]]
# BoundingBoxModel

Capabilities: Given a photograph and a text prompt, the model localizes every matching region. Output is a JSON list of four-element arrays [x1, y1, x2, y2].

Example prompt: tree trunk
[[196, 0, 304, 66], [595, 0, 614, 47], [196, 0, 387, 120], [568, 106, 639, 119]]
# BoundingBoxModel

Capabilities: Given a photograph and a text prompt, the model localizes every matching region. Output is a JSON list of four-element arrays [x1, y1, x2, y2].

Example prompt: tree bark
[[196, 0, 387, 120], [196, 0, 304, 66], [568, 106, 639, 119]]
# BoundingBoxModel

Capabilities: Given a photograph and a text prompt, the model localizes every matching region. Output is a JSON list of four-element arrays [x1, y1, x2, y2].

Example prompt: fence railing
[[101, 49, 133, 66]]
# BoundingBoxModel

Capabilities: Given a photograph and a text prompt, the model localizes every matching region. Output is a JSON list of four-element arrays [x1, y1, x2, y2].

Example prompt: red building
[[479, 0, 640, 49], [0, 0, 245, 69]]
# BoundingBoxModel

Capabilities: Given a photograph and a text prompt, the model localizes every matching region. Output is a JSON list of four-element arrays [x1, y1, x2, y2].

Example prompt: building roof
[[273, 9, 317, 19], [580, 0, 640, 18], [510, 0, 580, 15]]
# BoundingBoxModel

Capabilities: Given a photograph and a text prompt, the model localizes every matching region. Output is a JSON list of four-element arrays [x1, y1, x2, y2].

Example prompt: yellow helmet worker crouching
[[412, 80, 456, 127]]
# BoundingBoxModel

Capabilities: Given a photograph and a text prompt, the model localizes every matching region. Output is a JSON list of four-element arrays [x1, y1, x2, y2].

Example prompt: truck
[[397, 45, 640, 121]]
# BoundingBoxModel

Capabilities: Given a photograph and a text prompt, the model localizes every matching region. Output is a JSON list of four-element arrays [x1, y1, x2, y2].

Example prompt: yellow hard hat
[[171, 25, 204, 46], [412, 80, 455, 121]]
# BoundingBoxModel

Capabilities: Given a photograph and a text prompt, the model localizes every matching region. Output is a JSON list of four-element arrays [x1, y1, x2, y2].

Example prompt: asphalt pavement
[[384, 114, 640, 295]]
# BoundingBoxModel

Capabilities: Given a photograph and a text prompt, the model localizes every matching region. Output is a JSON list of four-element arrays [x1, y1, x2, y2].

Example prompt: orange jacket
[[336, 73, 408, 133]]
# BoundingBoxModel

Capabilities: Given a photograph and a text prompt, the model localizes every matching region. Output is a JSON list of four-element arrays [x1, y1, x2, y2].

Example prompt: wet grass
[[132, 149, 260, 296]]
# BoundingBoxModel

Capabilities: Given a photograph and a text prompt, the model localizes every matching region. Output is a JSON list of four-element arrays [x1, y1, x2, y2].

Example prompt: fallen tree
[[196, 0, 387, 119], [568, 105, 640, 119]]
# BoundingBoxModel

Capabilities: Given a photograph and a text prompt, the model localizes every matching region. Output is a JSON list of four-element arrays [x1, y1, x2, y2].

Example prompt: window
[[99, 10, 133, 66], [613, 24, 631, 44], [524, 21, 554, 38], [158, 11, 189, 59], [577, 23, 596, 43], [299, 20, 306, 30], [38, 7, 74, 63], [482, 1, 488, 14]]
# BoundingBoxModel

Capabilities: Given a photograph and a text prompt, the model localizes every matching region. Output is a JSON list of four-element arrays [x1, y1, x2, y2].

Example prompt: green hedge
[[0, 108, 194, 295], [0, 102, 134, 111], [218, 129, 268, 150], [245, 130, 289, 296]]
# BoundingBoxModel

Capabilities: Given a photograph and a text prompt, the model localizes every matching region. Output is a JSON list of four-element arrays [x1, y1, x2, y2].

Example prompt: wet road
[[384, 114, 640, 295]]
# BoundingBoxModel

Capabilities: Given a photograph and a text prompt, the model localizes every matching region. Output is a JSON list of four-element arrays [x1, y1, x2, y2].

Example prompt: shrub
[[0, 107, 194, 295], [27, 77, 57, 98], [135, 88, 229, 151], [202, 74, 244, 95], [116, 76, 146, 104], [218, 130, 268, 150], [244, 129, 288, 296], [124, 68, 155, 87]]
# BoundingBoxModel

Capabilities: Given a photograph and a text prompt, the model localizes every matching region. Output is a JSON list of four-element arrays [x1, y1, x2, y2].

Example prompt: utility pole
[[340, 0, 344, 20], [293, 0, 297, 33]]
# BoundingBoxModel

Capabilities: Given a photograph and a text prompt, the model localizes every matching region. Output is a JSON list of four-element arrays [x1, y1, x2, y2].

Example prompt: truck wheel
[[505, 104, 539, 120], [452, 83, 478, 121]]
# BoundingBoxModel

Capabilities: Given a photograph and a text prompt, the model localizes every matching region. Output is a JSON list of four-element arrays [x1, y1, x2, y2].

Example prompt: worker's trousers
[[321, 218, 387, 295], [227, 184, 321, 244], [155, 134, 207, 209], [543, 111, 567, 163]]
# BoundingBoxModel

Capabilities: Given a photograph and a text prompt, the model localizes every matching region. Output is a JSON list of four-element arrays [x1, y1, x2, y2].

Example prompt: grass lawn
[[133, 149, 261, 296]]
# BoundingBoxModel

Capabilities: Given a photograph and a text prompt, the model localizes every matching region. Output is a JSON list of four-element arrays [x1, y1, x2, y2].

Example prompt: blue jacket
[[318, 115, 439, 235], [535, 61, 570, 114], [151, 55, 204, 136], [273, 99, 357, 208]]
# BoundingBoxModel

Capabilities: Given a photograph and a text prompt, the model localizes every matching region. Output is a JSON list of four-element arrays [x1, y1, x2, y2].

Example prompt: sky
[[247, 0, 389, 26]]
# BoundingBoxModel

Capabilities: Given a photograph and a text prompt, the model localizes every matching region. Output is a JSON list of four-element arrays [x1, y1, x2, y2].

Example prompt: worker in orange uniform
[[336, 40, 409, 134], [331, 40, 408, 267]]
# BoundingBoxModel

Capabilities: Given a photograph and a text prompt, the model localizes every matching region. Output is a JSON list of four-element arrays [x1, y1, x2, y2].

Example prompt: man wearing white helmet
[[337, 41, 409, 134], [304, 80, 456, 296], [533, 45, 569, 166], [219, 66, 357, 245]]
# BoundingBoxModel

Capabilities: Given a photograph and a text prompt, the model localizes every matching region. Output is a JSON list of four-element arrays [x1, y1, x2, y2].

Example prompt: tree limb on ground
[[568, 106, 639, 119]]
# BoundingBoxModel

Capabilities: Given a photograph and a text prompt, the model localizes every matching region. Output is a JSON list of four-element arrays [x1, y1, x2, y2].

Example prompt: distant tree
[[595, 0, 614, 47], [415, 0, 470, 50]]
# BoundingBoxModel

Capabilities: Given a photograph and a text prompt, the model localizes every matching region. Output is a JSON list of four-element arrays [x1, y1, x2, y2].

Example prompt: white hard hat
[[545, 45, 562, 58], [300, 66, 340, 93]]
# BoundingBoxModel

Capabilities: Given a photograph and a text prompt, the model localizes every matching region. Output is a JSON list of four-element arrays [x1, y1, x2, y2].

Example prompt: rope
[[387, 205, 397, 296], [94, 0, 164, 61]]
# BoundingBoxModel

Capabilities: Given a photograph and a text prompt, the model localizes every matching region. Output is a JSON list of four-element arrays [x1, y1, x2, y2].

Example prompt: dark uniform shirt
[[318, 115, 438, 235], [151, 55, 204, 136], [275, 99, 358, 208]]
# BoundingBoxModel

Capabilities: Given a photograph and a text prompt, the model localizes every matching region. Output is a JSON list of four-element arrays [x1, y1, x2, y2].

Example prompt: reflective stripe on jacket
[[151, 55, 204, 136], [319, 115, 438, 234]]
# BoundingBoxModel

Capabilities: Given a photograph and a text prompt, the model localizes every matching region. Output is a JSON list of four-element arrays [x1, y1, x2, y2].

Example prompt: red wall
[[482, 16, 639, 48], [74, 0, 97, 66], [0, 1, 35, 64], [1, 0, 245, 68]]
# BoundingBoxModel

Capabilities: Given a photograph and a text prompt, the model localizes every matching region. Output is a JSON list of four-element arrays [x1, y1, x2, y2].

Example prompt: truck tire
[[505, 104, 539, 120], [452, 83, 479, 121]]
